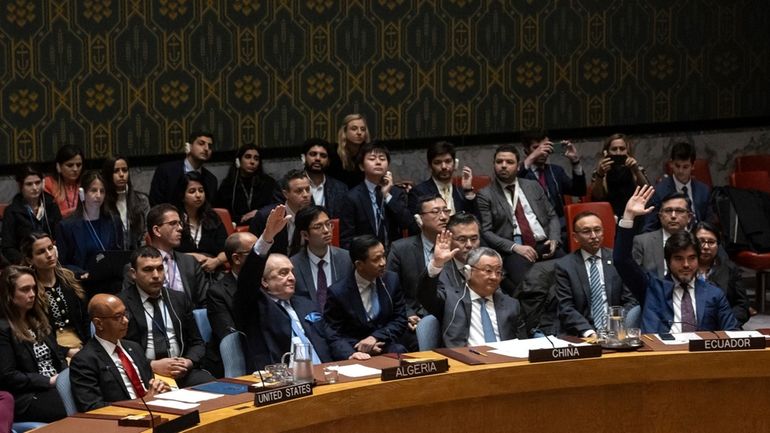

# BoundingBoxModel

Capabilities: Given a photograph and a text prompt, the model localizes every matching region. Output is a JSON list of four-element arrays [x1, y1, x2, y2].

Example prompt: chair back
[[415, 314, 442, 351], [730, 171, 770, 194], [735, 154, 770, 173], [564, 202, 616, 252], [55, 368, 78, 416], [220, 332, 247, 377], [213, 208, 236, 236], [193, 308, 212, 343], [452, 175, 492, 191], [330, 218, 340, 247], [12, 422, 48, 433]]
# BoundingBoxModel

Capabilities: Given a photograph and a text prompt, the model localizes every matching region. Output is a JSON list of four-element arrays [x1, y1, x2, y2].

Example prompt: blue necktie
[[281, 301, 321, 365], [367, 282, 381, 321], [588, 256, 607, 330], [477, 298, 497, 343]]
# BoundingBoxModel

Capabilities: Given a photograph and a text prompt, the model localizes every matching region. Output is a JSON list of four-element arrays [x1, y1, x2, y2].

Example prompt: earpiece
[[52, 245, 59, 260], [235, 157, 240, 169], [300, 154, 306, 164], [184, 142, 191, 154], [463, 264, 471, 279], [413, 213, 423, 228], [78, 187, 85, 202], [454, 158, 460, 168]]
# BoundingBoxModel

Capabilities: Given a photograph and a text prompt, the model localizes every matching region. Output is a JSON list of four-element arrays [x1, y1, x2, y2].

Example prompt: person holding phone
[[408, 141, 477, 216], [591, 133, 650, 217]]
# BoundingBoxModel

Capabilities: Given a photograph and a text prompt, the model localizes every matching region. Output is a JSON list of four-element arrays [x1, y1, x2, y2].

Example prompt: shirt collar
[[308, 247, 331, 266], [420, 234, 435, 252], [309, 174, 327, 188], [355, 271, 374, 292], [673, 177, 692, 192], [469, 288, 491, 303], [580, 249, 603, 262], [94, 334, 121, 356], [432, 177, 452, 191], [497, 177, 518, 190], [364, 179, 378, 194], [183, 158, 200, 174]]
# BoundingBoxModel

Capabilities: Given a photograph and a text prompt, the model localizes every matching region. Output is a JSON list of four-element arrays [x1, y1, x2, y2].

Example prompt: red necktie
[[537, 169, 547, 190], [116, 345, 146, 398], [507, 185, 536, 247]]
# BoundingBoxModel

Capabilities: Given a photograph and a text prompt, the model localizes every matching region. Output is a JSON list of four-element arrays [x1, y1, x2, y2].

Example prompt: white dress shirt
[[499, 179, 547, 241], [671, 280, 698, 333], [308, 247, 332, 292], [139, 289, 180, 360], [355, 272, 375, 316], [467, 290, 500, 346], [94, 335, 145, 399]]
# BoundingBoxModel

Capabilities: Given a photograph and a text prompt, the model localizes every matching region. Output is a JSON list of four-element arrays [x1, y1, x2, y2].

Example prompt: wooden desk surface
[[51, 348, 770, 433]]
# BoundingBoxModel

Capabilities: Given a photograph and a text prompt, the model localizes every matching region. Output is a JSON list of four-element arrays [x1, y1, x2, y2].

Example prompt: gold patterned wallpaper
[[0, 0, 768, 165]]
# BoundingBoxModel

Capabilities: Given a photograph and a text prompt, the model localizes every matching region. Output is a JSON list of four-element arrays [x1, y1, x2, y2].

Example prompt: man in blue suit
[[614, 186, 738, 334], [644, 141, 712, 232], [324, 235, 408, 358], [408, 141, 477, 216]]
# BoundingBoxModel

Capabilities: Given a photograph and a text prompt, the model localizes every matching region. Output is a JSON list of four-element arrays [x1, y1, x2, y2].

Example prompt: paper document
[[487, 336, 590, 358], [147, 399, 200, 410], [725, 330, 765, 339], [154, 388, 223, 403], [655, 332, 701, 345], [335, 364, 381, 378]]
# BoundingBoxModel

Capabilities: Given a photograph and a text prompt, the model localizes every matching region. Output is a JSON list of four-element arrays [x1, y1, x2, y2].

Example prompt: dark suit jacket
[[476, 178, 561, 254], [0, 320, 66, 415], [417, 269, 527, 348], [386, 235, 429, 317], [206, 272, 238, 342], [407, 179, 476, 216], [317, 175, 349, 219], [248, 203, 299, 256], [291, 247, 353, 308], [324, 271, 408, 358], [234, 251, 344, 370], [149, 159, 218, 207], [614, 225, 738, 333], [56, 213, 124, 275], [518, 162, 586, 217], [555, 248, 637, 336], [707, 250, 750, 326], [632, 229, 666, 278], [643, 176, 712, 231], [120, 249, 208, 309], [338, 183, 417, 250], [70, 337, 153, 412], [1, 192, 62, 264], [118, 284, 206, 366]]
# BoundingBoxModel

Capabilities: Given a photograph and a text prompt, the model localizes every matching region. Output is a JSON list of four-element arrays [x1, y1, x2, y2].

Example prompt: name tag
[[254, 383, 313, 407], [528, 345, 603, 363], [381, 359, 449, 381], [689, 337, 766, 352]]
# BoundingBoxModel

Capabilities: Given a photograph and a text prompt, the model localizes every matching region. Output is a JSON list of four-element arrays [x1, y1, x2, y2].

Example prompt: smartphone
[[659, 333, 675, 341], [552, 140, 567, 154], [380, 171, 392, 186], [609, 155, 627, 166]]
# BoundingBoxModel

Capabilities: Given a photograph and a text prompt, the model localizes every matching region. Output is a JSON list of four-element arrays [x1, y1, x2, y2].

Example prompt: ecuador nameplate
[[689, 337, 766, 352], [381, 359, 449, 381], [529, 345, 603, 363], [254, 382, 313, 407]]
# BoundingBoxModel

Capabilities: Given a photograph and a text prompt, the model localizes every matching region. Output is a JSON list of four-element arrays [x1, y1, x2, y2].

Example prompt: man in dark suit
[[325, 235, 408, 358], [418, 237, 527, 348], [408, 141, 477, 216], [203, 231, 257, 377], [70, 294, 170, 412], [249, 169, 311, 257], [301, 138, 349, 219], [338, 143, 417, 250], [119, 246, 214, 387], [614, 186, 738, 333], [518, 130, 586, 221], [149, 131, 217, 206], [644, 141, 712, 231], [633, 192, 692, 278], [387, 195, 449, 350], [135, 204, 208, 308], [234, 205, 349, 370], [291, 205, 352, 311], [555, 212, 636, 337]]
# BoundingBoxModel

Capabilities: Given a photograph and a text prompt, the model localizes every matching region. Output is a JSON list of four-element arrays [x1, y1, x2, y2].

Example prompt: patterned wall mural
[[0, 0, 768, 165]]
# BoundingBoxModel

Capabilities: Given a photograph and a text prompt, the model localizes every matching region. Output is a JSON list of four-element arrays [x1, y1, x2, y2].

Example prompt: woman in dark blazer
[[176, 172, 228, 272], [101, 156, 150, 251], [22, 232, 89, 355], [0, 266, 67, 423], [214, 143, 279, 225]]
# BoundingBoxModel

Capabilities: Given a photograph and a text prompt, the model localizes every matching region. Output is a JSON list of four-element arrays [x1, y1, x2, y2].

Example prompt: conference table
[[37, 336, 770, 433]]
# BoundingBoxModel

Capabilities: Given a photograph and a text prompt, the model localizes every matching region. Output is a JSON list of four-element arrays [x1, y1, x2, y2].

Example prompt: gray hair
[[466, 247, 502, 267]]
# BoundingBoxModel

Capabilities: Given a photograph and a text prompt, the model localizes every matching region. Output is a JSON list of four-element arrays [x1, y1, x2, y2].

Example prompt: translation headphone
[[235, 157, 241, 169], [184, 142, 191, 154], [463, 264, 471, 279], [413, 213, 423, 228], [300, 154, 306, 164], [78, 187, 85, 202]]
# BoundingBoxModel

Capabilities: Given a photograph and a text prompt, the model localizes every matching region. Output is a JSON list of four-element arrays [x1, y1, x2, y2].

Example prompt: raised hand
[[263, 204, 292, 242], [623, 185, 655, 220], [461, 166, 474, 191], [431, 230, 460, 269]]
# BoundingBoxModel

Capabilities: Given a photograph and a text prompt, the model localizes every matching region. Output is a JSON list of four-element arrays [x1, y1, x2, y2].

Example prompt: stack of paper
[[486, 336, 590, 358]]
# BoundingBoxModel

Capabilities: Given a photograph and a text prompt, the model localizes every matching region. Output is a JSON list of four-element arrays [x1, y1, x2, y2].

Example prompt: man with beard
[[408, 141, 476, 216], [149, 131, 216, 206], [301, 138, 348, 219], [632, 192, 692, 278]]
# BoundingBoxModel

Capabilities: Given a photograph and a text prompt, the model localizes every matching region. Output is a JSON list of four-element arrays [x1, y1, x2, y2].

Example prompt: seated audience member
[[176, 172, 228, 272], [430, 212, 483, 292], [518, 130, 586, 221], [70, 294, 170, 412], [249, 169, 312, 257], [644, 141, 712, 231], [56, 171, 124, 294], [419, 240, 527, 348], [387, 195, 449, 350], [339, 143, 416, 250], [693, 222, 750, 326], [301, 138, 349, 219], [590, 134, 650, 217], [119, 246, 214, 387], [149, 131, 216, 206], [140, 204, 207, 308], [331, 113, 370, 188], [234, 206, 348, 370], [324, 235, 408, 358], [555, 212, 636, 337], [408, 141, 476, 216], [0, 266, 66, 422], [1, 165, 62, 265], [0, 392, 12, 433], [102, 156, 150, 251], [22, 233, 88, 356], [44, 144, 84, 218], [204, 231, 257, 377], [214, 143, 279, 225], [614, 186, 738, 333], [291, 206, 353, 311], [632, 192, 692, 278]]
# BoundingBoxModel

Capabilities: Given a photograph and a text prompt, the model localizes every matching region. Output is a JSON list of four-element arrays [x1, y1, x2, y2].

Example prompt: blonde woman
[[334, 113, 371, 187]]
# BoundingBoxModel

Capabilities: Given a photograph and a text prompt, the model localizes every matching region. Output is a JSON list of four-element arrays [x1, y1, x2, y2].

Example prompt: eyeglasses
[[453, 235, 480, 244], [420, 208, 451, 216], [660, 207, 690, 216], [95, 311, 130, 321], [469, 265, 505, 278], [697, 239, 718, 246], [310, 221, 334, 231], [158, 220, 183, 228], [575, 227, 603, 235]]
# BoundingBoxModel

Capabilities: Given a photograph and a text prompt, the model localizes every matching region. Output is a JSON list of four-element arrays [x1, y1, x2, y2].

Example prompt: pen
[[469, 348, 488, 357]]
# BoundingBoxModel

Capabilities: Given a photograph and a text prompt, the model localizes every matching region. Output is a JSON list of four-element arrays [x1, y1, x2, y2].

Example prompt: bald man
[[70, 294, 169, 412]]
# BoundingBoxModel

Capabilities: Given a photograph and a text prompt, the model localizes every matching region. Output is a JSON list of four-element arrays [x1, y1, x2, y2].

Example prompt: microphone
[[663, 320, 719, 339], [543, 334, 556, 349], [138, 394, 158, 432]]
